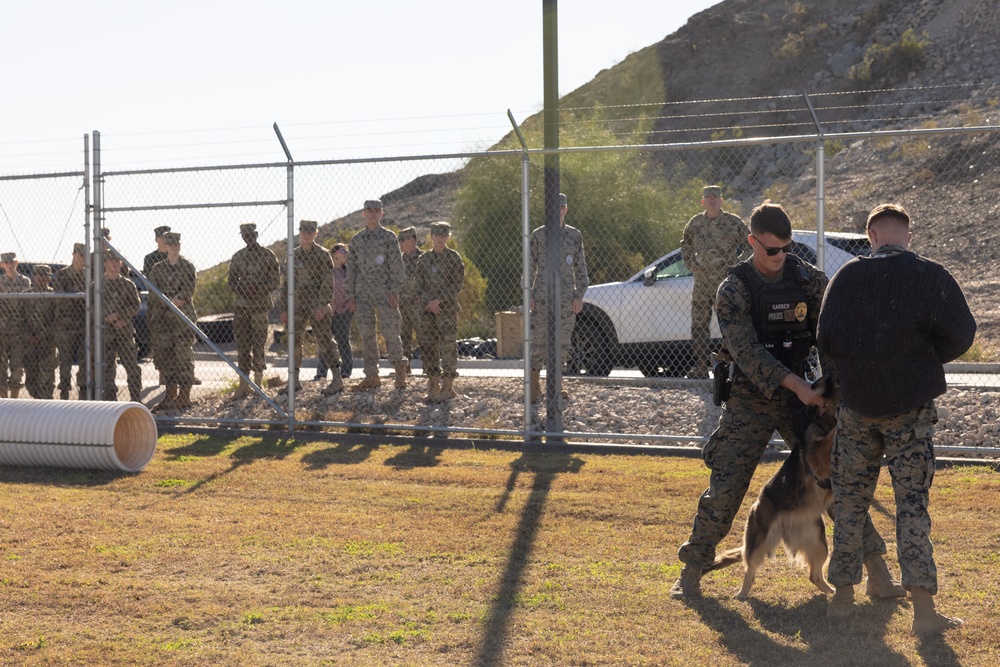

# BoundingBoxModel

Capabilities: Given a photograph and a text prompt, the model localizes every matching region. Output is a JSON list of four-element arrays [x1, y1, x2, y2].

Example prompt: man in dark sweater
[[818, 203, 976, 635]]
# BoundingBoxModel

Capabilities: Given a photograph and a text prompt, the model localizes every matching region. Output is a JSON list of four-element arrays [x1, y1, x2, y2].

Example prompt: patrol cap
[[558, 193, 568, 207], [73, 243, 86, 256], [363, 199, 383, 210], [430, 221, 451, 236], [703, 185, 722, 197], [240, 223, 257, 235], [0, 252, 15, 263], [163, 232, 181, 246], [398, 226, 417, 241], [154, 225, 171, 237], [102, 227, 111, 239], [299, 219, 318, 232], [32, 264, 52, 276]]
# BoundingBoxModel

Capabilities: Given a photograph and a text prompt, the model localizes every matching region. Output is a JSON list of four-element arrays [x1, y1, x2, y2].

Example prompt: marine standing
[[0, 252, 31, 399], [680, 185, 750, 378], [147, 232, 198, 411], [818, 203, 976, 634], [100, 254, 142, 402], [53, 243, 89, 400], [345, 199, 407, 391], [278, 219, 343, 396], [142, 225, 171, 377], [416, 222, 465, 403], [23, 264, 57, 399], [529, 192, 588, 402], [397, 226, 423, 374], [229, 222, 280, 398], [669, 201, 904, 601]]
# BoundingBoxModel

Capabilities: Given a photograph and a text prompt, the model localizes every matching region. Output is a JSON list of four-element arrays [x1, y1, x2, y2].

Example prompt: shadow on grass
[[473, 450, 585, 667], [683, 594, 909, 665], [300, 441, 378, 469], [915, 631, 962, 667], [167, 435, 300, 495], [0, 466, 128, 487], [383, 442, 445, 469]]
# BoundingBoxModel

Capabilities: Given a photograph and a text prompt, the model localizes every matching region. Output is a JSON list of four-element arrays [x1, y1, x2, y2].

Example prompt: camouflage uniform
[[416, 245, 464, 378], [680, 209, 749, 372], [529, 223, 589, 370], [101, 274, 142, 402], [345, 225, 405, 375], [53, 263, 88, 398], [0, 269, 31, 393], [399, 246, 424, 364], [279, 243, 341, 377], [819, 242, 977, 594], [677, 259, 888, 570], [229, 240, 280, 375], [23, 275, 57, 399], [147, 257, 198, 386]]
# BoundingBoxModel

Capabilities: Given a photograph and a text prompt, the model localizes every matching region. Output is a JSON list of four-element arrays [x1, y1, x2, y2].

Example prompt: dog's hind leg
[[734, 507, 776, 600], [804, 517, 834, 595]]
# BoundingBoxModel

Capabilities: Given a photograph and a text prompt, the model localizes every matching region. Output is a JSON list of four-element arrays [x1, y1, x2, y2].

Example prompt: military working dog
[[703, 373, 841, 599]]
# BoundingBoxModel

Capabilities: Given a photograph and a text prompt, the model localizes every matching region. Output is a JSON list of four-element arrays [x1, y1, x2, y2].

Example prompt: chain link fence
[[3, 125, 998, 453]]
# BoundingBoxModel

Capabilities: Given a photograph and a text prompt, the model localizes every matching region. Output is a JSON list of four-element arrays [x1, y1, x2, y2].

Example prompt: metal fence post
[[508, 111, 534, 443], [91, 131, 103, 400], [274, 123, 296, 434], [83, 133, 93, 400]]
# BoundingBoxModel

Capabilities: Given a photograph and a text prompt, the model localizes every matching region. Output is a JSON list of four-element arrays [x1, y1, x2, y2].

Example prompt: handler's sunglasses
[[751, 235, 793, 256]]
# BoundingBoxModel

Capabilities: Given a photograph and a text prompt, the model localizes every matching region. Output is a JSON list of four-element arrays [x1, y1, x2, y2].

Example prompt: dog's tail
[[702, 548, 743, 573]]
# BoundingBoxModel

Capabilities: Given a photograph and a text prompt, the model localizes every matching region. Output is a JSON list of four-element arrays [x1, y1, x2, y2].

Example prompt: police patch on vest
[[765, 301, 808, 324]]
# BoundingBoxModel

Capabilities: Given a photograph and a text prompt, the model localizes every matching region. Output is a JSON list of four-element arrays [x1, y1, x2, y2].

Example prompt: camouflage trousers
[[355, 295, 403, 375], [104, 331, 142, 402], [399, 298, 422, 361], [234, 307, 269, 374], [828, 401, 939, 593], [288, 309, 341, 378], [0, 336, 24, 390], [56, 328, 88, 395], [152, 330, 195, 385], [419, 309, 458, 377], [24, 340, 57, 398], [530, 298, 576, 371], [690, 275, 723, 369], [678, 376, 888, 570]]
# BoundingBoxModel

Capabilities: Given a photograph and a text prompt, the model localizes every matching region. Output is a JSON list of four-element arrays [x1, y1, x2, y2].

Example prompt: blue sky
[[2, 0, 718, 267]]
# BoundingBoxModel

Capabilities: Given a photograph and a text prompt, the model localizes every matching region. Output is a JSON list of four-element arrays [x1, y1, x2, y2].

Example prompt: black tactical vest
[[730, 254, 814, 373]]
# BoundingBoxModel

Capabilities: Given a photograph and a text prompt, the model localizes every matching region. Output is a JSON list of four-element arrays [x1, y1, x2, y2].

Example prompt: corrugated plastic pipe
[[0, 399, 157, 472]]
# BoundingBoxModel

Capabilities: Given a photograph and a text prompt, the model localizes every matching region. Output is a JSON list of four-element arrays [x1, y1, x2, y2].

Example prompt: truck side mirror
[[642, 268, 656, 287]]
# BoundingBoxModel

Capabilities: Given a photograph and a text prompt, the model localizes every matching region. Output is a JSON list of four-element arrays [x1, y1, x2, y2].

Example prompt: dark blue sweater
[[817, 246, 976, 418]]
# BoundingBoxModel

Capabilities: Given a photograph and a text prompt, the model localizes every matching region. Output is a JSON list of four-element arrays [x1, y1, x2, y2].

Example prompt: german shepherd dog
[[703, 373, 841, 599]]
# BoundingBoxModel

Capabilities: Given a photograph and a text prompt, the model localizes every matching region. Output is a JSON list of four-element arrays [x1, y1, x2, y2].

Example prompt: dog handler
[[670, 201, 904, 600], [818, 204, 976, 633]]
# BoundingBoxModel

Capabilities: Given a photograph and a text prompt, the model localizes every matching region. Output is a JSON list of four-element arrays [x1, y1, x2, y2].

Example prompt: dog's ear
[[811, 372, 840, 400]]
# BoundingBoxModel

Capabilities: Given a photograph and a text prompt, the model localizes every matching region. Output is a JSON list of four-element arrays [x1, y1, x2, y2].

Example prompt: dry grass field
[[1, 434, 997, 666]]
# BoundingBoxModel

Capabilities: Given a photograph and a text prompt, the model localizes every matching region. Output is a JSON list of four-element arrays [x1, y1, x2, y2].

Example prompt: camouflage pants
[[152, 330, 195, 385], [104, 331, 142, 401], [828, 402, 939, 593], [24, 340, 57, 398], [0, 335, 24, 390], [355, 295, 403, 375], [678, 375, 888, 570], [690, 275, 723, 368], [56, 327, 88, 394], [288, 309, 340, 378], [234, 307, 269, 374], [530, 298, 576, 371], [399, 298, 422, 361], [419, 309, 458, 377]]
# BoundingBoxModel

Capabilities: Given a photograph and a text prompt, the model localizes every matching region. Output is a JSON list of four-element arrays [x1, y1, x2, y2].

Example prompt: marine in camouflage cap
[[430, 221, 451, 236], [163, 232, 181, 245], [299, 220, 318, 233], [0, 252, 15, 263]]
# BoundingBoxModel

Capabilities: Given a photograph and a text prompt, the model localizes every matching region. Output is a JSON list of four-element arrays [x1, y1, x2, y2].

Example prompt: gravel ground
[[172, 373, 999, 456]]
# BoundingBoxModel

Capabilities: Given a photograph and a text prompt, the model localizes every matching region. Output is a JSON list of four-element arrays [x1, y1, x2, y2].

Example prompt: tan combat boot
[[530, 370, 541, 404], [154, 384, 179, 412], [322, 373, 344, 396], [9, 387, 19, 399], [233, 377, 251, 399], [176, 384, 194, 409], [669, 565, 702, 600], [910, 586, 963, 635], [426, 376, 440, 403], [439, 376, 457, 401], [394, 363, 407, 389], [253, 371, 263, 388], [864, 553, 907, 598], [352, 373, 382, 392], [827, 584, 855, 618], [0, 387, 7, 399]]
